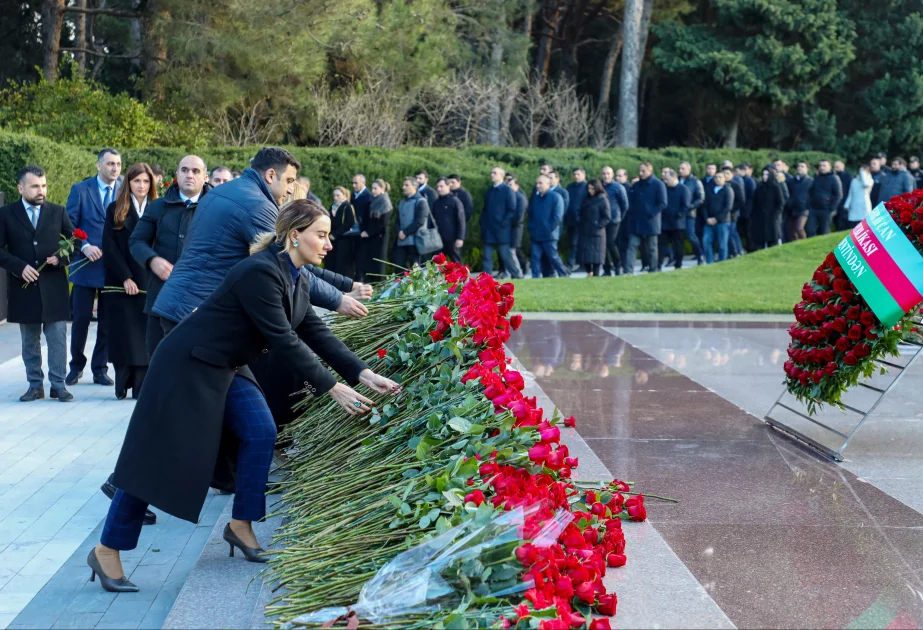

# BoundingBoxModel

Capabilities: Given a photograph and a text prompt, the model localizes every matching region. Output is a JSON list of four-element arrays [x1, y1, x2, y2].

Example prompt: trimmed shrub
[[0, 132, 96, 205]]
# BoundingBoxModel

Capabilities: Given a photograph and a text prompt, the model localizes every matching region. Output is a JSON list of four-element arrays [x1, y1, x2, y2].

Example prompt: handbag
[[414, 203, 444, 256], [341, 205, 361, 237]]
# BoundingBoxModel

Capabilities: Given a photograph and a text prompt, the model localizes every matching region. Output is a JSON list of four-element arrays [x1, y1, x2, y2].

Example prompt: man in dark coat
[[415, 170, 438, 209], [807, 159, 843, 237], [0, 166, 75, 402], [831, 160, 853, 231], [879, 157, 916, 202], [130, 156, 210, 358], [350, 174, 372, 282], [678, 162, 705, 265], [615, 168, 636, 274], [870, 158, 884, 207], [431, 178, 466, 263], [722, 166, 746, 257], [660, 168, 690, 271], [625, 163, 667, 274], [738, 163, 756, 251], [600, 166, 629, 276], [447, 174, 474, 223], [509, 177, 530, 275], [909, 157, 923, 190], [786, 162, 813, 240], [481, 166, 522, 278], [65, 148, 122, 387], [528, 175, 569, 278], [565, 168, 588, 270]]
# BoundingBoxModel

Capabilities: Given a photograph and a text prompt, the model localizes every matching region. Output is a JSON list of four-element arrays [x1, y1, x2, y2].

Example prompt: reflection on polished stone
[[510, 319, 923, 630]]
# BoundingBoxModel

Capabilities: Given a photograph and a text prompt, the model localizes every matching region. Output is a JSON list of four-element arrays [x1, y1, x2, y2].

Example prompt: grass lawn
[[511, 232, 843, 313]]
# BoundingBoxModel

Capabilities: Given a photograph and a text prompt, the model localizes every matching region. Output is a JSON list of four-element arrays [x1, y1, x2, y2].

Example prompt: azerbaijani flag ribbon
[[834, 203, 923, 327]]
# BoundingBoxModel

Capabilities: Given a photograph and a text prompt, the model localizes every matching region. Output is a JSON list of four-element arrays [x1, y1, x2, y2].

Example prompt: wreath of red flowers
[[785, 189, 923, 412]]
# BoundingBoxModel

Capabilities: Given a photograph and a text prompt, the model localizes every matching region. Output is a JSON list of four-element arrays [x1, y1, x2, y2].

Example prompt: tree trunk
[[616, 0, 643, 147], [594, 30, 622, 146], [638, 0, 654, 58], [41, 0, 66, 82], [488, 16, 505, 146], [141, 0, 166, 100], [534, 0, 563, 86], [74, 0, 88, 74], [725, 110, 740, 148]]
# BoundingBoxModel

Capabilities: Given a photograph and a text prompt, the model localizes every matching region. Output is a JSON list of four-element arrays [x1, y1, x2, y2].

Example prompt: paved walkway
[[0, 324, 226, 629]]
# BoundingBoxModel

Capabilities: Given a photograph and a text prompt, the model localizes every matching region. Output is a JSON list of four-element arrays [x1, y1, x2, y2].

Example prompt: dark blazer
[[0, 201, 75, 324], [453, 187, 474, 223], [111, 244, 368, 523], [663, 184, 691, 232], [431, 194, 467, 244], [351, 188, 372, 229], [787, 176, 813, 217], [810, 172, 843, 213], [511, 190, 528, 249], [65, 176, 121, 288], [418, 184, 437, 209], [128, 183, 204, 315], [704, 185, 734, 223], [750, 180, 785, 246], [628, 176, 668, 236], [330, 201, 358, 240], [103, 201, 151, 367]]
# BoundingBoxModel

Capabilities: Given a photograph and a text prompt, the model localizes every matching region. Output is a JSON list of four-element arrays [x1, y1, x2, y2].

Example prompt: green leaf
[[419, 515, 431, 529], [448, 416, 472, 433], [442, 490, 463, 507]]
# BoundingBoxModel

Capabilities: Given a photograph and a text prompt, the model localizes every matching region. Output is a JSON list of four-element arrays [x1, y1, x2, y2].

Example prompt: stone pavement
[[0, 323, 227, 629]]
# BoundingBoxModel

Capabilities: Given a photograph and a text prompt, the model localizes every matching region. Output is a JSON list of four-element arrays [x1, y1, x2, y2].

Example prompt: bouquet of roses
[[785, 190, 923, 412], [23, 228, 87, 288], [158, 177, 175, 197]]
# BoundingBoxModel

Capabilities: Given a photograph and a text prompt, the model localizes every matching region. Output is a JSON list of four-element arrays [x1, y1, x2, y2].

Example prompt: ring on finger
[[354, 401, 362, 408]]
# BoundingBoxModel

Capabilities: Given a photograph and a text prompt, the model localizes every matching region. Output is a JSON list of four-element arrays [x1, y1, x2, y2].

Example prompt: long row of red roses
[[426, 252, 646, 630]]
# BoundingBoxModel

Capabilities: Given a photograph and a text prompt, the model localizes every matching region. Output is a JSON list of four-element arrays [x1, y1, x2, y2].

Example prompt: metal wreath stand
[[764, 315, 923, 462]]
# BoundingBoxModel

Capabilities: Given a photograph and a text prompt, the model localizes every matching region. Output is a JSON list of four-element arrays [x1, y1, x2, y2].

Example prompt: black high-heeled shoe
[[87, 548, 139, 592], [222, 523, 267, 563]]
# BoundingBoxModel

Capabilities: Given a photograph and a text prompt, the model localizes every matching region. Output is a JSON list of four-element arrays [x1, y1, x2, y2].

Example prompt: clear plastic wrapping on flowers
[[285, 505, 573, 627]]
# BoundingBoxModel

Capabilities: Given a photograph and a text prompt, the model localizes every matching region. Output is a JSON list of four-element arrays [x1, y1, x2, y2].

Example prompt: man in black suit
[[0, 166, 75, 402], [415, 170, 437, 208], [350, 174, 371, 282], [447, 174, 474, 223]]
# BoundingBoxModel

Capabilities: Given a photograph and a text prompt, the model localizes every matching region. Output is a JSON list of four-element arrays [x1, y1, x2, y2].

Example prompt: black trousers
[[70, 285, 108, 375], [603, 222, 622, 275], [441, 243, 462, 263], [114, 364, 147, 399], [392, 245, 419, 268], [659, 229, 685, 270]]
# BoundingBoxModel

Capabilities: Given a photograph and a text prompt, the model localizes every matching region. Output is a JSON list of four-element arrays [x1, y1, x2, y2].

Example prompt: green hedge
[[0, 131, 838, 267]]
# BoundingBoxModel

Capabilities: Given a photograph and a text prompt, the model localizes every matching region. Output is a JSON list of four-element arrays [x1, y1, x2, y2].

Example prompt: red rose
[[73, 228, 88, 240], [841, 291, 855, 303], [564, 415, 576, 428], [510, 314, 523, 330], [865, 328, 878, 340], [859, 311, 876, 326], [576, 581, 597, 604], [811, 371, 823, 384], [606, 553, 626, 568], [625, 495, 646, 521], [844, 352, 858, 366], [901, 211, 913, 224], [464, 489, 485, 506], [376, 348, 387, 359], [597, 593, 618, 617], [432, 252, 447, 265], [515, 543, 538, 567], [912, 220, 923, 235], [831, 318, 847, 333], [589, 619, 612, 630], [846, 306, 861, 320], [824, 362, 838, 376], [428, 329, 444, 343], [848, 325, 863, 341], [854, 343, 870, 358]]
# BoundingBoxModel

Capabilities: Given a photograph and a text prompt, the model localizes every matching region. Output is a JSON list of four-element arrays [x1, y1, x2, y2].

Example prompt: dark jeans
[[728, 212, 744, 257], [806, 209, 832, 237], [685, 215, 703, 260], [530, 240, 569, 278], [659, 229, 685, 270], [617, 220, 633, 274], [603, 222, 621, 275], [392, 245, 419, 269], [703, 223, 731, 263], [625, 235, 658, 273], [483, 243, 522, 278], [70, 285, 108, 375], [20, 321, 67, 389], [101, 376, 278, 550]]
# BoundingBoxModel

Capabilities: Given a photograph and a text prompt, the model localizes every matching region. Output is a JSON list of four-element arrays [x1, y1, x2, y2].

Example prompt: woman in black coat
[[88, 200, 399, 592], [358, 179, 392, 280], [328, 186, 358, 277], [103, 163, 157, 399], [749, 167, 785, 250], [577, 179, 611, 276]]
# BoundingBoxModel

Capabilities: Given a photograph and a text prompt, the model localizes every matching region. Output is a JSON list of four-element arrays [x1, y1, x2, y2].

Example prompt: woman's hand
[[328, 382, 374, 415], [123, 278, 139, 295], [359, 369, 401, 395], [398, 230, 406, 241]]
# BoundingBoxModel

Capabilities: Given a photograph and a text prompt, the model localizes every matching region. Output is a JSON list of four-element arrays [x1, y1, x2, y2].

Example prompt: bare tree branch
[[63, 6, 141, 17]]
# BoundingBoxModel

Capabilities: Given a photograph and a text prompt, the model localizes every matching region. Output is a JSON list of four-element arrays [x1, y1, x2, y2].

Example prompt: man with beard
[[0, 166, 76, 403]]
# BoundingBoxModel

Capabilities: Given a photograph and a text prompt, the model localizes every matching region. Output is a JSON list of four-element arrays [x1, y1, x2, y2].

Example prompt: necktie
[[104, 186, 113, 209], [29, 207, 37, 228]]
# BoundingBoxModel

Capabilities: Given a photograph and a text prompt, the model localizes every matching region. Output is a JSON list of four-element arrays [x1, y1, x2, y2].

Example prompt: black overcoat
[[576, 195, 611, 265], [111, 244, 368, 523], [0, 201, 75, 324], [749, 181, 785, 246], [103, 202, 151, 366]]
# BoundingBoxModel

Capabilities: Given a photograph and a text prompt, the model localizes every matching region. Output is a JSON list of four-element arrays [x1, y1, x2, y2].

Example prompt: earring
[[293, 240, 299, 247]]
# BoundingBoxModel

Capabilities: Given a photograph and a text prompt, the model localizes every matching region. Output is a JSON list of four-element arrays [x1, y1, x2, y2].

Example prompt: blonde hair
[[372, 179, 390, 194], [333, 186, 350, 201], [250, 199, 328, 255]]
